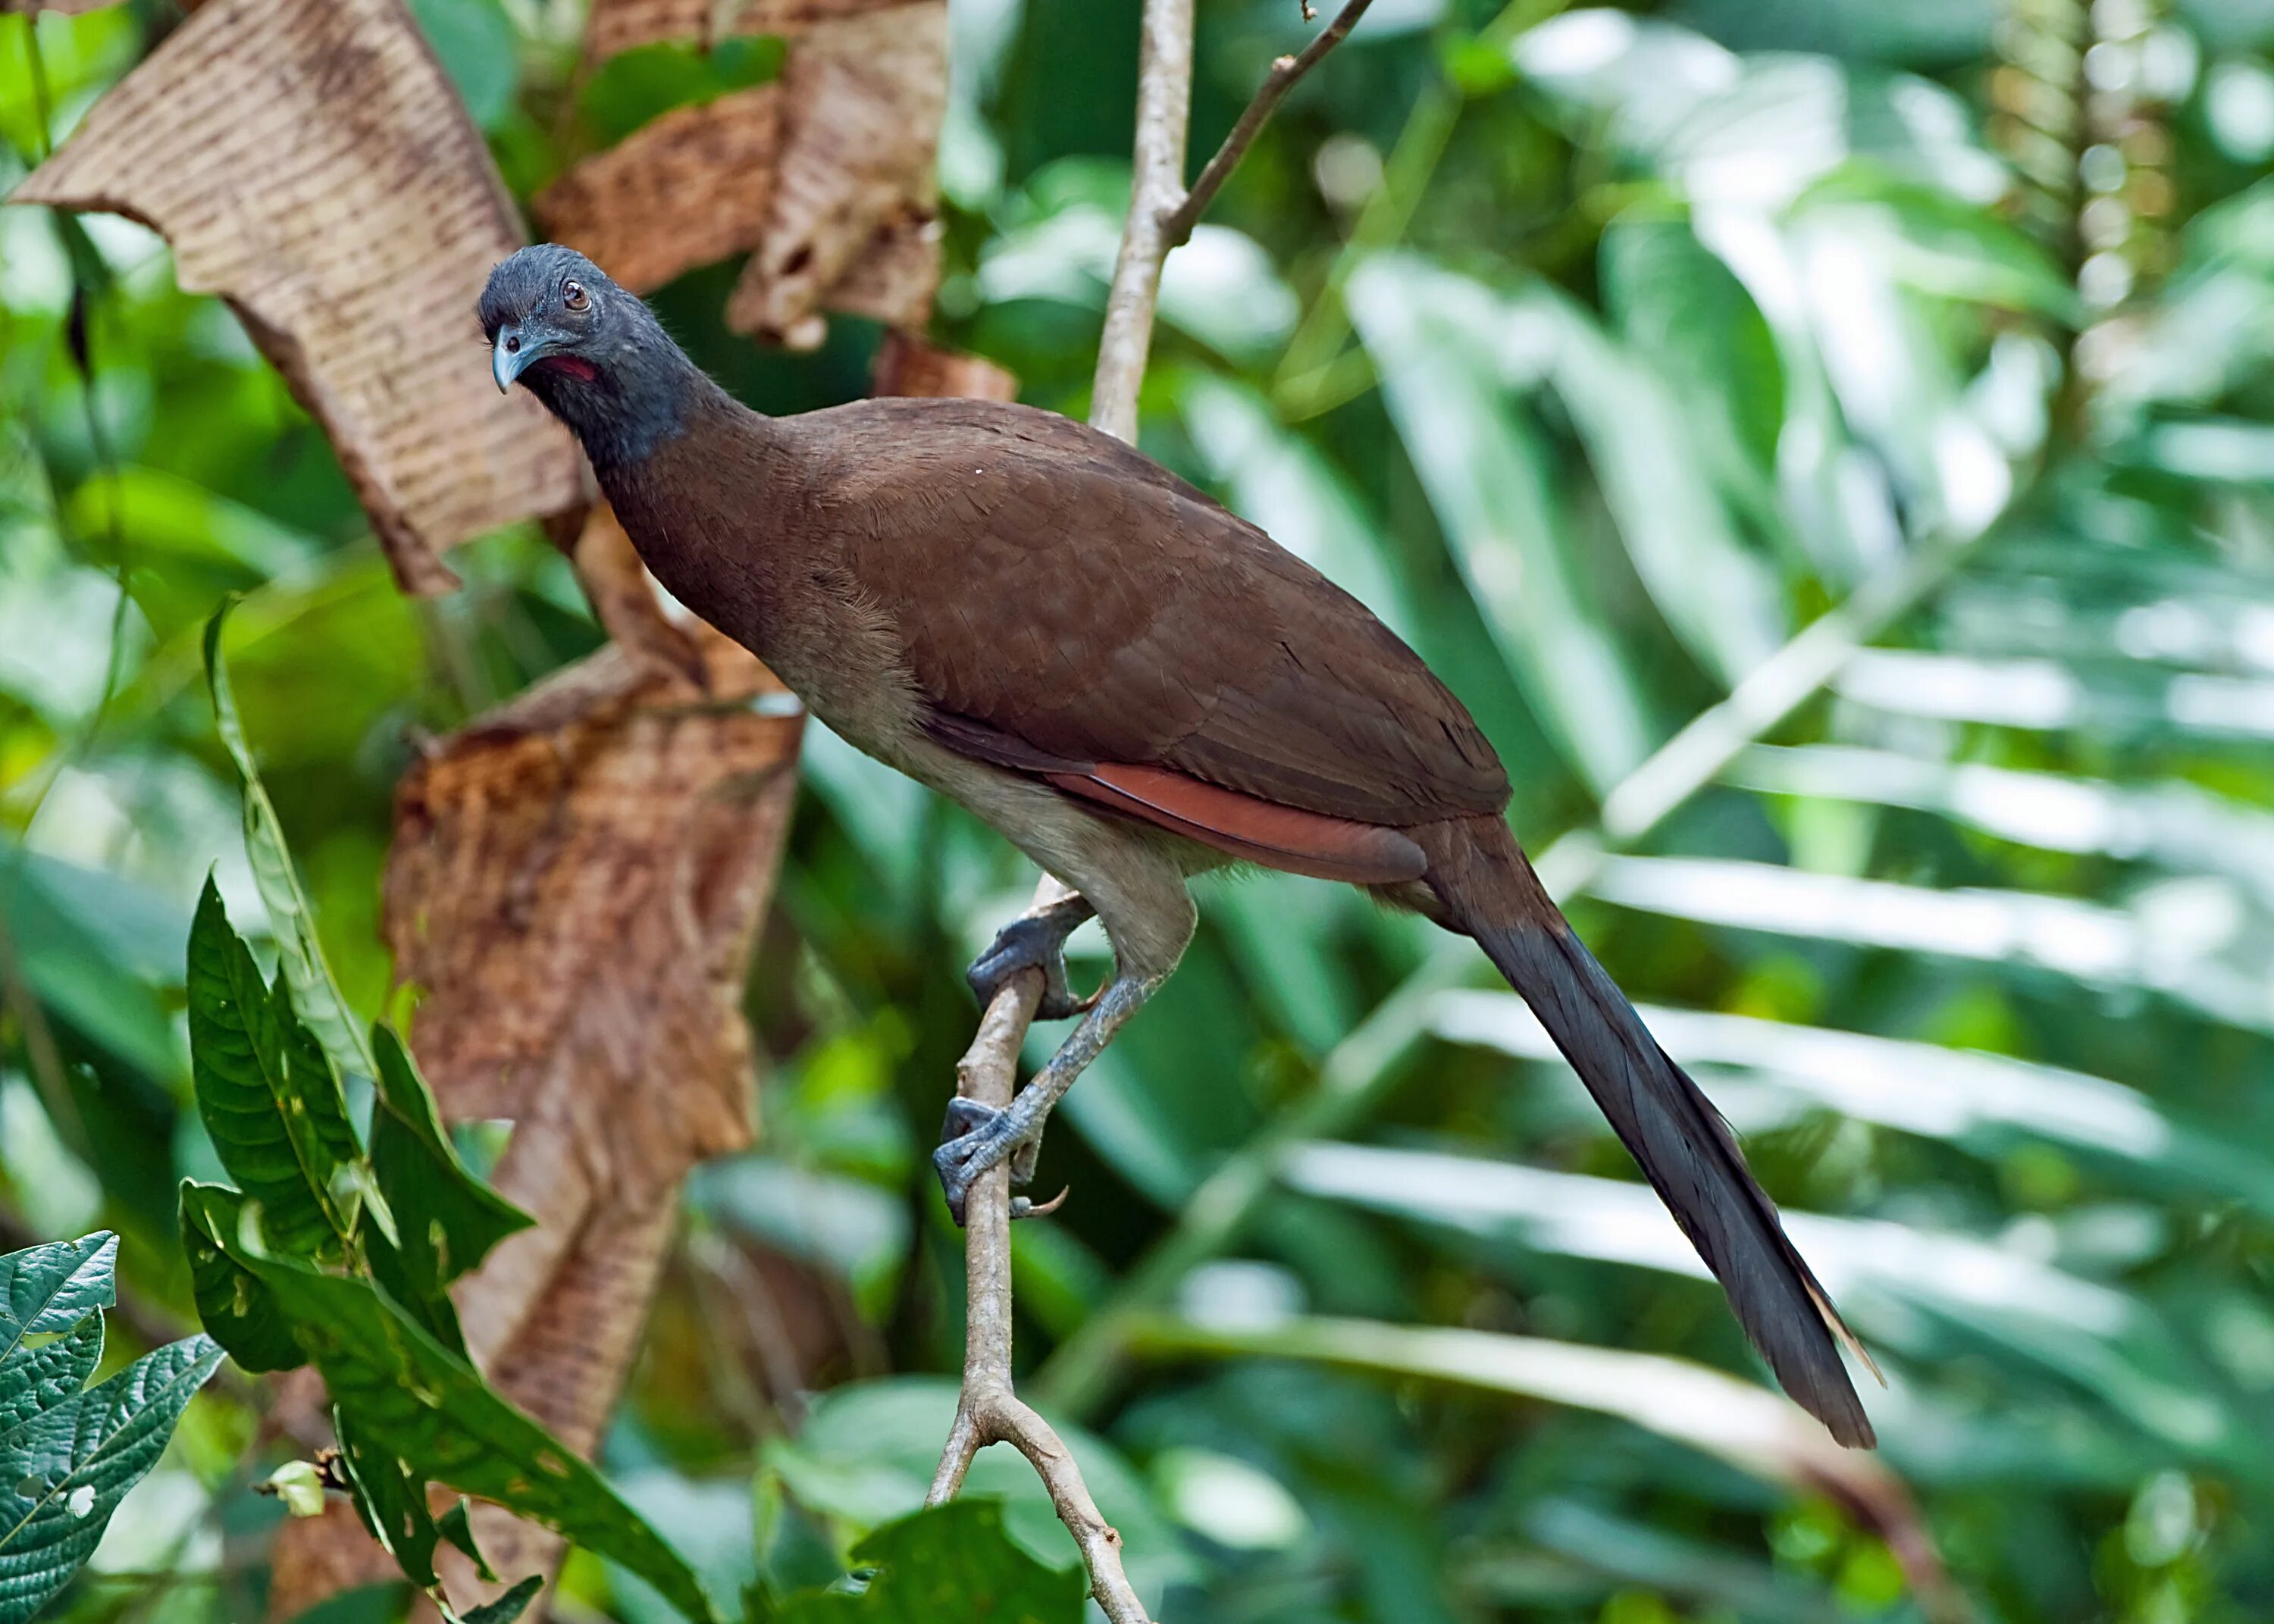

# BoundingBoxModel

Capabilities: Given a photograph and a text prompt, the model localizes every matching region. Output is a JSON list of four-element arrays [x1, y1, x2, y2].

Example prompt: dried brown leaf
[[540, 2, 944, 341], [265, 1499, 400, 1622], [11, 0, 581, 595], [535, 87, 785, 295], [825, 208, 945, 331], [726, 3, 945, 346], [269, 599, 800, 1619], [871, 329, 1018, 402], [384, 640, 798, 1203], [584, 0, 903, 61]]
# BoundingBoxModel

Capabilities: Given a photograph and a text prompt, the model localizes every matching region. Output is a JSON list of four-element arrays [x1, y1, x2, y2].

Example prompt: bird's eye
[[562, 280, 590, 312]]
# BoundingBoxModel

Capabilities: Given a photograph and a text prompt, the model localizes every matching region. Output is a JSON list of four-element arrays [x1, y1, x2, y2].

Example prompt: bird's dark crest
[[478, 243, 609, 340]]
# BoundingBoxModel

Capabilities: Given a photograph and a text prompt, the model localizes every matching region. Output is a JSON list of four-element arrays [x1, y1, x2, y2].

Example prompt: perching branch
[[925, 0, 1184, 1584], [1162, 0, 1376, 248], [932, 0, 1377, 1615], [1090, 0, 1376, 437], [1087, 0, 1195, 446], [923, 973, 1148, 1623]]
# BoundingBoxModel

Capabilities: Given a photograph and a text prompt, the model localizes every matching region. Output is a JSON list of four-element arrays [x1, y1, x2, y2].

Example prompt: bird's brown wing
[[811, 398, 1509, 828]]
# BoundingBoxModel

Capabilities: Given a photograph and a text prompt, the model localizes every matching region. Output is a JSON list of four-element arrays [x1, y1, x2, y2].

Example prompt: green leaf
[[0, 856, 181, 1080], [0, 1318, 102, 1445], [406, 0, 518, 130], [369, 1024, 531, 1280], [0, 1234, 114, 1368], [1515, 282, 1789, 685], [438, 1499, 499, 1582], [211, 1241, 715, 1624], [185, 878, 362, 1261], [771, 1502, 1085, 1623], [362, 1219, 464, 1355], [177, 1182, 302, 1374], [335, 1406, 440, 1590], [1600, 216, 1787, 474], [1347, 252, 1660, 793], [205, 602, 374, 1087], [458, 1575, 543, 1624], [366, 1025, 533, 1353], [578, 38, 786, 146], [0, 1335, 224, 1624]]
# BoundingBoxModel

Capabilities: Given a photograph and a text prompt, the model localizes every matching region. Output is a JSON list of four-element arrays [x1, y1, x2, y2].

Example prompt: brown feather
[[787, 396, 1512, 826]]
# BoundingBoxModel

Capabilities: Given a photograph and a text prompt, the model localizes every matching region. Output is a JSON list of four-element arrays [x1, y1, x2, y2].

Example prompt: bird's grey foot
[[967, 897, 1096, 1022], [935, 1097, 1062, 1224]]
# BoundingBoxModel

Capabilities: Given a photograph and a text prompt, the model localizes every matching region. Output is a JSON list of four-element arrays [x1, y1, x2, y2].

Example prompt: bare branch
[[923, 0, 1229, 1613], [1089, 0, 1195, 444], [924, 945, 1151, 1622], [1163, 0, 1375, 247]]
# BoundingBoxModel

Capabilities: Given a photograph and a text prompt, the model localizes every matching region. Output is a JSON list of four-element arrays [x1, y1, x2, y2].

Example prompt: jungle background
[[7, 0, 2274, 1619]]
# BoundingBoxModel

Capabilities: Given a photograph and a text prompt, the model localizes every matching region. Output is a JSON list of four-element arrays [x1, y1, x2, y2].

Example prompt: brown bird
[[481, 245, 1876, 1447]]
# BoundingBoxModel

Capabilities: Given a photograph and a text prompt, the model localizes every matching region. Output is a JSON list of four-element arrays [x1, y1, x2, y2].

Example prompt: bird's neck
[[529, 322, 725, 473]]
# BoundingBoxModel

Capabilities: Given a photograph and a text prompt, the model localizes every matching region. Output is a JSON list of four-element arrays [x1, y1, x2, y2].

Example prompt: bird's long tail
[[1414, 813, 1877, 1448]]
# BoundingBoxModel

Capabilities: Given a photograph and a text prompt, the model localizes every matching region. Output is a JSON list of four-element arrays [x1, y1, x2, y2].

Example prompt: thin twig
[[1162, 0, 1376, 248], [1271, 0, 1566, 416]]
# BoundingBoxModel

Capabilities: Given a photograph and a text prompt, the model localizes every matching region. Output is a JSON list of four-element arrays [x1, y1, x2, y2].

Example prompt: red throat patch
[[540, 353, 600, 382]]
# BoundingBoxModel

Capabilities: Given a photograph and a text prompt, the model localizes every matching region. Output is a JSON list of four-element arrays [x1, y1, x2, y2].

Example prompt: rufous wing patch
[[917, 709, 1430, 884], [1048, 763, 1429, 885]]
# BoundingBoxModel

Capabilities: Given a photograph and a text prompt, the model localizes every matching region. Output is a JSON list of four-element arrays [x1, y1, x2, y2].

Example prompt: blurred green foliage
[[8, 0, 2274, 1619]]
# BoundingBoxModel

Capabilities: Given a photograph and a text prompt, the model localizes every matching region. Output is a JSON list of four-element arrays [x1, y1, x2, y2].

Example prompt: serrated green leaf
[[205, 602, 374, 1087], [770, 1502, 1085, 1624], [185, 878, 361, 1261], [368, 1025, 532, 1315], [0, 1318, 101, 1446], [207, 1239, 714, 1624], [437, 1500, 498, 1582], [0, 1234, 114, 1368], [177, 1183, 302, 1374], [457, 1574, 543, 1624], [0, 1335, 224, 1624], [335, 1406, 439, 1590]]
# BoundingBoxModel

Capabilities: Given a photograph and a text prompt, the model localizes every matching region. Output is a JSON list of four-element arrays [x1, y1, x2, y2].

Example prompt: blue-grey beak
[[492, 324, 534, 393]]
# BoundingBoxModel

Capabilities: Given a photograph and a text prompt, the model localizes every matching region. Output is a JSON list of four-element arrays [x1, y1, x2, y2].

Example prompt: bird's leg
[[935, 970, 1160, 1223], [966, 892, 1097, 1021]]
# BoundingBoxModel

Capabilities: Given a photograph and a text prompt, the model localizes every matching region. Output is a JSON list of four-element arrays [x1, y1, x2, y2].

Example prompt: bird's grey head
[[479, 244, 696, 466]]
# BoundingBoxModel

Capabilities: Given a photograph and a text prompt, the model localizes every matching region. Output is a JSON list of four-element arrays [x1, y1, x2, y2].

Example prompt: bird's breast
[[597, 458, 935, 768]]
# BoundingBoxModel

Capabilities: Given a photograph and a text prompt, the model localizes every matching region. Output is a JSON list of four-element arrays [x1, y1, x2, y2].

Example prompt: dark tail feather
[[1416, 815, 1878, 1448]]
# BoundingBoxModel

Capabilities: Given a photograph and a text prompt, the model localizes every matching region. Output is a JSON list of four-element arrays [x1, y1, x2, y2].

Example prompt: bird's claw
[[935, 1097, 1060, 1225], [968, 912, 1095, 1022]]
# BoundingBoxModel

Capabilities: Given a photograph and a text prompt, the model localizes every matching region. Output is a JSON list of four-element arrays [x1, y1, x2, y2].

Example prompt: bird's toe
[[967, 915, 1095, 1021], [934, 1097, 1054, 1223]]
